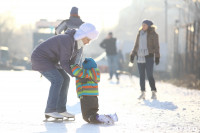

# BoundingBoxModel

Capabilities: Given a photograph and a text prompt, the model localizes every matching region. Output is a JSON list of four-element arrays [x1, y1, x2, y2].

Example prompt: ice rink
[[0, 71, 199, 133]]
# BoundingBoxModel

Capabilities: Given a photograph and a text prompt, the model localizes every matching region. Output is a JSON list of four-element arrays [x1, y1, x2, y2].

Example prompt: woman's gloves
[[155, 57, 160, 65], [130, 54, 135, 63], [130, 53, 160, 65]]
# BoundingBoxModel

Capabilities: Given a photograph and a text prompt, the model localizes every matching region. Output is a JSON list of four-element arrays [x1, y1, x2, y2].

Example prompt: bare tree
[[183, 0, 200, 21], [0, 15, 15, 46]]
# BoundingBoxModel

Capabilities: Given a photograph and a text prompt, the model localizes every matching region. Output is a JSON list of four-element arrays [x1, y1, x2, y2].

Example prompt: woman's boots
[[138, 91, 157, 100]]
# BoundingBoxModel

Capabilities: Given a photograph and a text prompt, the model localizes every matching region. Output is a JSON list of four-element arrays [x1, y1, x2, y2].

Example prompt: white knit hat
[[74, 23, 99, 40]]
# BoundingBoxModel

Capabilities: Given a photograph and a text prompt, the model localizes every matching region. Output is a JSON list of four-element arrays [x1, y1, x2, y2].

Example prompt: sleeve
[[100, 40, 106, 49], [88, 68, 100, 83], [55, 20, 68, 35], [71, 65, 89, 79], [154, 33, 160, 58], [71, 65, 101, 83], [59, 38, 74, 77]]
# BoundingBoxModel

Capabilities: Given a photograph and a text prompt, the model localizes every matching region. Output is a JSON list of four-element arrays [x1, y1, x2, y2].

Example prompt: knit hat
[[108, 32, 113, 36], [142, 20, 153, 27], [74, 23, 99, 40], [82, 58, 97, 69], [70, 7, 78, 15]]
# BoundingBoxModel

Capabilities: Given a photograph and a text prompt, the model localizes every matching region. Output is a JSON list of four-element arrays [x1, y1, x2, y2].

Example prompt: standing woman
[[31, 23, 99, 119], [130, 20, 160, 100]]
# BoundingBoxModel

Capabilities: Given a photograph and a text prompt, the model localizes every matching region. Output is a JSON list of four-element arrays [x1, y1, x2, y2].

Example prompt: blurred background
[[0, 0, 199, 89]]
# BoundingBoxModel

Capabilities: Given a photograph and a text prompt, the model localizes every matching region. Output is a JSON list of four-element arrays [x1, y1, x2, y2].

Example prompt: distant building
[[0, 46, 11, 69], [33, 19, 63, 49]]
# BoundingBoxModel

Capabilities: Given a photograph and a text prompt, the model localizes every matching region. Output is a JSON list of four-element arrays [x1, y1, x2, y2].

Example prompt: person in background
[[130, 20, 160, 100], [55, 7, 84, 65], [31, 23, 99, 120], [100, 32, 119, 83], [55, 7, 84, 34], [118, 50, 124, 72]]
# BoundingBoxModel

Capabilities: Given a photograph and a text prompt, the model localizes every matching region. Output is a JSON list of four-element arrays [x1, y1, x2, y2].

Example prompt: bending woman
[[31, 23, 99, 119]]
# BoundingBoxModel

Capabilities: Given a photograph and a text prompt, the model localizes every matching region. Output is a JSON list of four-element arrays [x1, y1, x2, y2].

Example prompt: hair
[[70, 14, 80, 18], [139, 25, 157, 32]]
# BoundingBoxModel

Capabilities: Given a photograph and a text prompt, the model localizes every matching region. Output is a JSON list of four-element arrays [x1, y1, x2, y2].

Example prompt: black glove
[[155, 57, 160, 65], [130, 54, 135, 63]]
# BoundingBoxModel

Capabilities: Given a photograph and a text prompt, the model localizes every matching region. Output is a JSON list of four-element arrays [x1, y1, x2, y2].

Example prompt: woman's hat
[[142, 20, 153, 27], [74, 23, 99, 40], [70, 7, 78, 15]]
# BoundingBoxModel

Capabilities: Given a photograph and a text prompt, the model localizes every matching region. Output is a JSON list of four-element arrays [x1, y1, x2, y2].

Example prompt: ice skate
[[44, 112, 64, 122], [151, 91, 157, 100], [59, 111, 75, 121], [108, 113, 118, 122], [138, 91, 145, 100], [108, 78, 112, 80], [97, 114, 114, 125]]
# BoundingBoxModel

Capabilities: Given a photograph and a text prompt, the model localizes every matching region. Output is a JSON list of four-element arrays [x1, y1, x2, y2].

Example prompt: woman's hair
[[139, 25, 157, 31], [70, 14, 80, 18]]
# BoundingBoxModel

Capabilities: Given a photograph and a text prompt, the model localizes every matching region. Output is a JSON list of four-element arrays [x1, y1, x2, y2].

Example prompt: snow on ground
[[0, 71, 199, 133]]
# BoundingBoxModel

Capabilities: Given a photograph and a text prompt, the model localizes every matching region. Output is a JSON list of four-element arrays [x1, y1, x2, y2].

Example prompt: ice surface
[[0, 71, 199, 133]]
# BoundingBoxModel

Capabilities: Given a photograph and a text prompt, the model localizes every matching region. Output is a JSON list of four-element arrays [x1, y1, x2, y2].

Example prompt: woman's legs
[[145, 57, 157, 91], [137, 63, 146, 91], [56, 69, 70, 113], [41, 69, 64, 113]]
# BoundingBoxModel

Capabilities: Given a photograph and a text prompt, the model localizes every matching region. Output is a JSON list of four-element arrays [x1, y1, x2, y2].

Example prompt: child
[[71, 58, 118, 124]]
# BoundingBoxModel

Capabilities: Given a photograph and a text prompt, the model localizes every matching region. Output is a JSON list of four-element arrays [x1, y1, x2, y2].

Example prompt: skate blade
[[102, 121, 114, 125], [63, 117, 75, 121], [43, 118, 64, 122], [44, 115, 64, 122]]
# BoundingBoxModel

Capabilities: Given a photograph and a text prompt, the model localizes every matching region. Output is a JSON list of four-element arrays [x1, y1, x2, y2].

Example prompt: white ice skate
[[138, 91, 145, 100], [151, 91, 157, 100], [44, 112, 64, 121], [97, 114, 114, 125], [59, 111, 75, 121], [108, 113, 118, 122]]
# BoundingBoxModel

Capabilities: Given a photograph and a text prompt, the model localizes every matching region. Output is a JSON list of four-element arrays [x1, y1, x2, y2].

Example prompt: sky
[[0, 0, 132, 30]]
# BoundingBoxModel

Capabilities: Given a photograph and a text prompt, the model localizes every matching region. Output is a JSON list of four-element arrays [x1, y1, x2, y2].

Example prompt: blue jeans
[[41, 69, 70, 113], [107, 55, 119, 79], [137, 57, 157, 92]]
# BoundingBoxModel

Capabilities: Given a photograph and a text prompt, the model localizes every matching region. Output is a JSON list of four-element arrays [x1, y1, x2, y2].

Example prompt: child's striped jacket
[[71, 64, 100, 98]]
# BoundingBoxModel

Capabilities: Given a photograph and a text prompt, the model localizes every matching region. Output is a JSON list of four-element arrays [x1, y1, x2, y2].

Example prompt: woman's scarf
[[137, 30, 149, 63]]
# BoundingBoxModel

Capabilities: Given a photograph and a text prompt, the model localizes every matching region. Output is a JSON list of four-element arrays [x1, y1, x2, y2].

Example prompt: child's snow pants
[[80, 96, 101, 123]]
